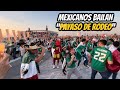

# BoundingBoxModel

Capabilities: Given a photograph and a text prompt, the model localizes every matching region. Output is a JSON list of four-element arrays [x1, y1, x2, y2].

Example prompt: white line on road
[[10, 57, 21, 64]]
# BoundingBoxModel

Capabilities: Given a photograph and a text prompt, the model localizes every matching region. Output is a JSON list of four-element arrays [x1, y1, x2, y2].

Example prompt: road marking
[[10, 57, 21, 64]]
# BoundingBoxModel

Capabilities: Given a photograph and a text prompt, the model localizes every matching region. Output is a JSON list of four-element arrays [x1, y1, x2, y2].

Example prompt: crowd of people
[[1, 33, 120, 79], [47, 34, 120, 79]]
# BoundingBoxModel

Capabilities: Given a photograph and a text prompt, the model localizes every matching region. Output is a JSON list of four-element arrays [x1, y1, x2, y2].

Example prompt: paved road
[[39, 58, 120, 79], [4, 50, 120, 79]]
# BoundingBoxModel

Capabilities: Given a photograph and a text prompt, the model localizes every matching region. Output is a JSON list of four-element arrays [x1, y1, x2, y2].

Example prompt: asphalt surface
[[39, 57, 120, 79], [4, 50, 120, 79]]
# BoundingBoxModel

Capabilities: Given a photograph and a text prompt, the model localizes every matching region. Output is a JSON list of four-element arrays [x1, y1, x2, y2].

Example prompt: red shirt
[[54, 48, 60, 54], [106, 49, 120, 72]]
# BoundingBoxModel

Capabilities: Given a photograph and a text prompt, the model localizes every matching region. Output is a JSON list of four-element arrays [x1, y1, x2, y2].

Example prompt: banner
[[0, 29, 3, 42], [6, 29, 10, 42], [12, 30, 17, 42]]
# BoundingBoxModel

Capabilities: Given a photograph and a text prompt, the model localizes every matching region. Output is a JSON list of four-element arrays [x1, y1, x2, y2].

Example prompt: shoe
[[86, 65, 90, 68], [63, 71, 66, 75], [53, 65, 55, 69], [57, 66, 59, 68]]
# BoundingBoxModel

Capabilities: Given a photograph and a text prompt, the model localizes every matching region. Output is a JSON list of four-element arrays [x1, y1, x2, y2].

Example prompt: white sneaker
[[53, 65, 55, 69], [57, 66, 59, 68]]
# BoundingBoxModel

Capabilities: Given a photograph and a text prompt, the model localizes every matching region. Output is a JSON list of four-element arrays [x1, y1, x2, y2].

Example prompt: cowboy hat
[[25, 45, 40, 50], [8, 43, 13, 46]]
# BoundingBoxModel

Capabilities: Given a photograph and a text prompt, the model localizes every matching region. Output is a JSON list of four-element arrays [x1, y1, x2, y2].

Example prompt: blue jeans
[[107, 71, 118, 79], [91, 69, 108, 79]]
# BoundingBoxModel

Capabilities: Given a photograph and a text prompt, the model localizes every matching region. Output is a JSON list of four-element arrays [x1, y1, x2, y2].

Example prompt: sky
[[0, 11, 120, 37]]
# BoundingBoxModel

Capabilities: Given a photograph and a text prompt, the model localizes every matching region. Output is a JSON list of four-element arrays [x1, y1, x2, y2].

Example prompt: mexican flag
[[20, 52, 38, 79]]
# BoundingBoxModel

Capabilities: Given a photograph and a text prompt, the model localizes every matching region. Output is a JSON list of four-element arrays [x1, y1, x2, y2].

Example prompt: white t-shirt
[[20, 46, 25, 56], [109, 45, 117, 53]]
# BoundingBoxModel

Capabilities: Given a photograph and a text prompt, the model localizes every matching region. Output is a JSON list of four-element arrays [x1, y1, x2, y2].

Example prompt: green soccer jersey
[[51, 41, 55, 48], [90, 46, 112, 72], [61, 41, 65, 47], [72, 41, 77, 48], [66, 54, 76, 68], [38, 48, 42, 53], [87, 41, 93, 52], [61, 50, 66, 61], [75, 45, 86, 61], [22, 51, 36, 64]]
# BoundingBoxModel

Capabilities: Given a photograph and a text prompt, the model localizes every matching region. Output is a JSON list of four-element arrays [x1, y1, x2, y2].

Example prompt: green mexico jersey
[[90, 47, 112, 72], [72, 41, 77, 48], [61, 41, 65, 47], [61, 51, 66, 61], [51, 41, 55, 48], [66, 54, 76, 68], [61, 51, 66, 57], [87, 41, 93, 52], [38, 48, 42, 53], [22, 52, 36, 64], [75, 45, 86, 60]]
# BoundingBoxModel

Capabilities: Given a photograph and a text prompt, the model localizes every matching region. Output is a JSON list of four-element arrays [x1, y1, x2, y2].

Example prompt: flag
[[0, 29, 3, 42], [12, 30, 17, 42], [20, 52, 38, 79], [6, 29, 10, 42]]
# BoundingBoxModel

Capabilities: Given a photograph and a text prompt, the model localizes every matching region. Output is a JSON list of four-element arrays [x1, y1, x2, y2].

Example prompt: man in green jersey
[[89, 40, 113, 79], [66, 47, 82, 79]]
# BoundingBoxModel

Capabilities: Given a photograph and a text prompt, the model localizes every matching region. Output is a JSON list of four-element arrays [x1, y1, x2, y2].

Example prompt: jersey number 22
[[94, 51, 106, 62]]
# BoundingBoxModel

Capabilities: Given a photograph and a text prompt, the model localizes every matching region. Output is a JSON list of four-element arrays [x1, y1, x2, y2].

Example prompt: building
[[26, 26, 58, 40]]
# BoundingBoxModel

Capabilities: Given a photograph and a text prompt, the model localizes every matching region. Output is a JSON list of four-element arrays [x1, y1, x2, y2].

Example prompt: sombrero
[[25, 45, 40, 50], [8, 43, 13, 46]]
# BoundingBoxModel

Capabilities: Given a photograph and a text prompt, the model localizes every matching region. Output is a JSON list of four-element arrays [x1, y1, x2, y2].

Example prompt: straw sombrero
[[25, 45, 40, 50], [8, 43, 13, 46]]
